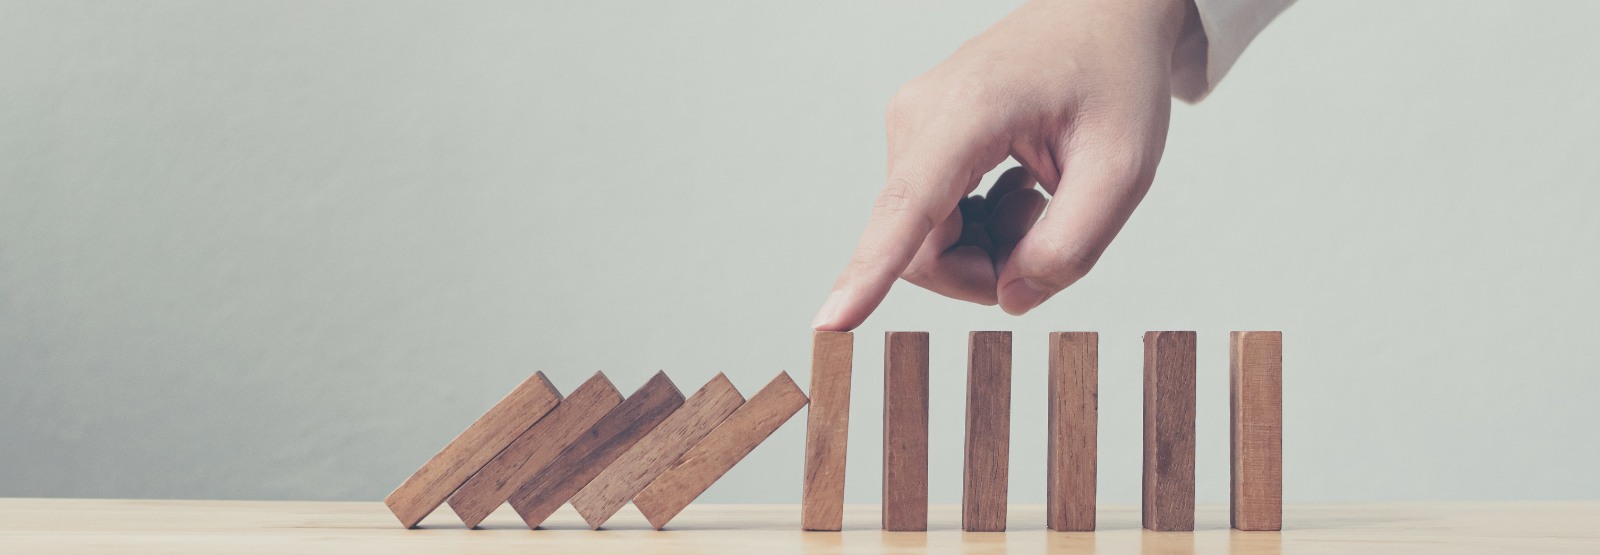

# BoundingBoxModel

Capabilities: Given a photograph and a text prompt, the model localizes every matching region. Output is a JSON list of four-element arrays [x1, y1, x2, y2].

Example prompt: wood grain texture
[[1231, 331, 1283, 531], [882, 332, 929, 532], [383, 372, 562, 529], [445, 372, 622, 528], [12, 499, 1600, 555], [508, 371, 686, 528], [963, 331, 1011, 532], [633, 372, 809, 530], [1143, 331, 1197, 532], [803, 331, 853, 531], [569, 373, 745, 529], [1048, 332, 1097, 532]]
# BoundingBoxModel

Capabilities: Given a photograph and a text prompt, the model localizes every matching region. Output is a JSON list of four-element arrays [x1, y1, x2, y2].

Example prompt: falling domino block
[[508, 371, 686, 528], [569, 373, 745, 529], [446, 372, 621, 528], [803, 331, 852, 531], [632, 372, 809, 530], [1143, 331, 1196, 532], [383, 372, 562, 529], [1048, 332, 1097, 532], [1231, 331, 1283, 531], [882, 331, 929, 532], [963, 331, 1011, 532]]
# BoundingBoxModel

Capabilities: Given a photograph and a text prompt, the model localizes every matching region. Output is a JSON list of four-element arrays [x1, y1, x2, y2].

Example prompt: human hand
[[812, 0, 1194, 331]]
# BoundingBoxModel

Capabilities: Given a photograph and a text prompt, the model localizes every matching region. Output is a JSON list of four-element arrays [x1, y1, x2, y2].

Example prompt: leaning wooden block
[[803, 330, 853, 531], [570, 373, 745, 529], [1231, 331, 1283, 531], [1143, 331, 1197, 532], [632, 372, 809, 530], [509, 371, 686, 528], [383, 372, 562, 529], [882, 331, 929, 532], [1048, 332, 1098, 532], [963, 331, 1011, 532], [445, 372, 621, 528]]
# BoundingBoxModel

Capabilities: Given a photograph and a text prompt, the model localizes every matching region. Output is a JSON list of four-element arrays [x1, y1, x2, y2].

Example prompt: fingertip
[[998, 277, 1051, 315]]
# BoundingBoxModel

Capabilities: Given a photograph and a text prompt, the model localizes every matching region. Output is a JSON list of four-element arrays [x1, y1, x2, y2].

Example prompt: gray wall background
[[3, 1, 1598, 506]]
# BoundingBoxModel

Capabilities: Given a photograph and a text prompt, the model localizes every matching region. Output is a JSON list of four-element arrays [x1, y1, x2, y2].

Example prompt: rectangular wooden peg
[[508, 371, 686, 528], [963, 331, 1011, 532], [883, 331, 929, 532], [445, 372, 621, 528], [383, 372, 561, 529], [803, 330, 853, 531], [1048, 332, 1098, 532], [569, 373, 744, 529], [1143, 331, 1197, 532], [632, 372, 809, 530], [1231, 331, 1283, 531]]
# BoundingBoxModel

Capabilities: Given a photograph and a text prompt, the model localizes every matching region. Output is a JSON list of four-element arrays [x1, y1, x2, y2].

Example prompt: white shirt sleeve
[[1171, 0, 1297, 103]]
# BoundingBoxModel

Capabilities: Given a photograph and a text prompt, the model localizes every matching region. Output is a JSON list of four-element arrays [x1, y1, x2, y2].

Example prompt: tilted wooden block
[[882, 331, 929, 532], [632, 372, 809, 530], [508, 371, 686, 528], [803, 331, 853, 531], [1143, 331, 1197, 532], [1048, 332, 1098, 532], [963, 331, 1011, 532], [383, 372, 561, 529], [445, 372, 621, 528], [1231, 331, 1283, 531], [570, 373, 745, 529]]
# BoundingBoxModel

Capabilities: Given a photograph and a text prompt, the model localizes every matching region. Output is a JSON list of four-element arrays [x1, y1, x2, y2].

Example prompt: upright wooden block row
[[802, 331, 853, 531], [570, 374, 745, 529], [963, 331, 1011, 532], [633, 372, 809, 530], [446, 373, 622, 528], [1142, 331, 1197, 532], [882, 332, 929, 531], [1047, 332, 1098, 532], [508, 372, 686, 528], [1231, 331, 1283, 531], [383, 372, 562, 529]]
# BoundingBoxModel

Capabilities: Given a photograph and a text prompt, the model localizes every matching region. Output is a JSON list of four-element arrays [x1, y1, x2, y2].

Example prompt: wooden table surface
[[2, 498, 1595, 554]]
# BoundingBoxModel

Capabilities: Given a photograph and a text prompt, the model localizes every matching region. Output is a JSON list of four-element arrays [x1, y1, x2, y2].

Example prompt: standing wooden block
[[383, 372, 562, 529], [803, 331, 853, 531], [569, 373, 745, 529], [1231, 331, 1283, 531], [508, 371, 686, 528], [1048, 332, 1098, 532], [963, 331, 1011, 532], [445, 372, 622, 528], [632, 372, 809, 530], [1143, 331, 1197, 532], [882, 332, 929, 532]]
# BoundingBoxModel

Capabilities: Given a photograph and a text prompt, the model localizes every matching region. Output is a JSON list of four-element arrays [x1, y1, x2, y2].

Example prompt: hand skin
[[812, 0, 1195, 331]]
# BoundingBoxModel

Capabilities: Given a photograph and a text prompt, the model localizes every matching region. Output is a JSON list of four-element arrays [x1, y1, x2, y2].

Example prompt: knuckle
[[1017, 238, 1103, 292], [873, 178, 939, 233]]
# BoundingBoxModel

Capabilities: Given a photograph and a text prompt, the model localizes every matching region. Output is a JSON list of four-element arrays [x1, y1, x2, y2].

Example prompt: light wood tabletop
[[1, 498, 1595, 554]]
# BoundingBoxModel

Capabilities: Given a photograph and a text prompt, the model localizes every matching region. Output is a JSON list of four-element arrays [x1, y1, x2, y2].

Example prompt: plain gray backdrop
[[3, 1, 1598, 507]]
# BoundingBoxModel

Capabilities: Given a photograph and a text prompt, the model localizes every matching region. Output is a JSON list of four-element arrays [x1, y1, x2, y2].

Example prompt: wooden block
[[383, 372, 562, 529], [882, 331, 929, 531], [445, 372, 621, 528], [803, 330, 853, 531], [1048, 332, 1098, 532], [1143, 331, 1197, 532], [962, 331, 1011, 532], [1231, 331, 1283, 531], [569, 374, 745, 529], [508, 371, 686, 528], [632, 372, 809, 530]]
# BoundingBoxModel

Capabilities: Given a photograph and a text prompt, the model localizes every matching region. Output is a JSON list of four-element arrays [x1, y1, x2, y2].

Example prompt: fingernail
[[812, 290, 845, 329], [999, 278, 1051, 315]]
